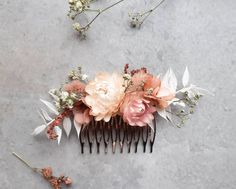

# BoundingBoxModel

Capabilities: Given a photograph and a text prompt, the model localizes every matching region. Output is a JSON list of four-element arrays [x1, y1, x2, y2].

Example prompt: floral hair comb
[[33, 64, 211, 153]]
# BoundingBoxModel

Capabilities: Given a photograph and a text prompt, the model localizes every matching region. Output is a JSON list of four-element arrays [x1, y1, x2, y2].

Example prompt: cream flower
[[85, 72, 125, 122]]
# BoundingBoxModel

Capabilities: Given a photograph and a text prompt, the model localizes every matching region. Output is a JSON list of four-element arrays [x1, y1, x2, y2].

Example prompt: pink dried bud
[[41, 167, 53, 179], [124, 64, 129, 74], [49, 178, 61, 189], [53, 119, 61, 126], [64, 177, 72, 185]]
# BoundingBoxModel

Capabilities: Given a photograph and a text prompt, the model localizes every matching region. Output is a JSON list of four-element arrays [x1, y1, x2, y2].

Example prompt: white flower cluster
[[68, 67, 88, 81], [49, 89, 79, 111], [129, 13, 143, 28], [68, 0, 90, 13]]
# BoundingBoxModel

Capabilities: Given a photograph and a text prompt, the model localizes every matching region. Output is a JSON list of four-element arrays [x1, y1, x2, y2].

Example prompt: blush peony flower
[[85, 72, 125, 122], [120, 92, 156, 127]]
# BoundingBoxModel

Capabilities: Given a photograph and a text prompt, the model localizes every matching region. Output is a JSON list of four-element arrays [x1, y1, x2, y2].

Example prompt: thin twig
[[84, 8, 101, 12], [12, 152, 39, 173], [140, 0, 166, 25], [81, 0, 124, 30], [71, 8, 100, 20]]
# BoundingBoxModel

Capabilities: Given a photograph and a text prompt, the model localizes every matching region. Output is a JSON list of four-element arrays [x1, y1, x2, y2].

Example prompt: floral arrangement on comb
[[33, 64, 210, 144]]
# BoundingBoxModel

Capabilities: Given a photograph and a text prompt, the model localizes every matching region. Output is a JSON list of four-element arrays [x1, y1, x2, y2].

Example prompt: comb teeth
[[79, 115, 157, 154]]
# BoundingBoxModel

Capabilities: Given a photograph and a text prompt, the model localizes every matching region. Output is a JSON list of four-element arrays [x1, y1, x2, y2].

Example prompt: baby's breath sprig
[[168, 93, 203, 128], [129, 0, 166, 28], [68, 66, 88, 82], [68, 0, 125, 37]]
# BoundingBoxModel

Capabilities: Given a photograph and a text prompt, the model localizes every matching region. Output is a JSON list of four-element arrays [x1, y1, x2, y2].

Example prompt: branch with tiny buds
[[129, 0, 166, 28], [69, 0, 125, 37], [12, 152, 72, 189], [167, 93, 202, 128]]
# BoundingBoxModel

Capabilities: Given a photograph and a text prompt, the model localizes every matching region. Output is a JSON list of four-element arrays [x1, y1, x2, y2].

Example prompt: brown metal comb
[[78, 115, 157, 154]]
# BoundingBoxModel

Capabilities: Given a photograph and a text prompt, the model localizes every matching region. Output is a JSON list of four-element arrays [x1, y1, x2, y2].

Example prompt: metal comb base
[[79, 115, 157, 154]]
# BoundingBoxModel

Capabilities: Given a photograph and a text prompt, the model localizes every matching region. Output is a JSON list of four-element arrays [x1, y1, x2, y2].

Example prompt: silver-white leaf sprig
[[63, 117, 72, 138]]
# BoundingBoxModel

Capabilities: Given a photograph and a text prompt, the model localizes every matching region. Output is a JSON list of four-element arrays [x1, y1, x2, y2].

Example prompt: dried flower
[[129, 0, 166, 28], [64, 80, 86, 95], [12, 152, 72, 189], [68, 66, 89, 82], [48, 80, 87, 113], [124, 63, 129, 74], [126, 69, 152, 92], [42, 167, 53, 179], [73, 22, 81, 31], [129, 13, 142, 28], [145, 80, 175, 109], [33, 65, 209, 143], [68, 0, 125, 37], [85, 72, 125, 122], [64, 177, 73, 185], [120, 92, 156, 126]]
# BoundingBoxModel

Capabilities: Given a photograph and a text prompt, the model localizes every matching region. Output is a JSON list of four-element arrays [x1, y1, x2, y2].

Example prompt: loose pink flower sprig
[[12, 152, 72, 189], [33, 65, 211, 144]]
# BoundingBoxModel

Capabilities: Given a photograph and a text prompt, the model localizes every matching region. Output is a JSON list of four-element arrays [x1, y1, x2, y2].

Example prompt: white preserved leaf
[[54, 126, 62, 145], [169, 68, 177, 92], [40, 99, 59, 115], [63, 117, 72, 138], [157, 108, 172, 122], [168, 97, 179, 106], [48, 89, 60, 101], [162, 68, 177, 92], [47, 119, 55, 126], [187, 90, 195, 99], [148, 121, 155, 132], [38, 111, 47, 125], [74, 119, 82, 140], [41, 109, 53, 121], [184, 85, 214, 100], [32, 125, 47, 136], [193, 85, 215, 96], [162, 69, 170, 86], [182, 67, 189, 87], [178, 84, 214, 97], [173, 101, 186, 107]]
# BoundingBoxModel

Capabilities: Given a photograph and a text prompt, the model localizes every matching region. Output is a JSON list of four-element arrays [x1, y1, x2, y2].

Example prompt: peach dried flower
[[85, 72, 125, 122]]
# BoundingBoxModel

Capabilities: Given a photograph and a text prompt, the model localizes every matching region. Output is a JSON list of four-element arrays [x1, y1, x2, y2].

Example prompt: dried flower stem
[[140, 0, 166, 25], [12, 152, 39, 173], [81, 0, 125, 30], [12, 152, 72, 188], [129, 0, 166, 28]]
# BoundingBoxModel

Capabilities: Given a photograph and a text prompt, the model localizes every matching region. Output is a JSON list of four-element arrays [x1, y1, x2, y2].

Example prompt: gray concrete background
[[1, 0, 236, 188]]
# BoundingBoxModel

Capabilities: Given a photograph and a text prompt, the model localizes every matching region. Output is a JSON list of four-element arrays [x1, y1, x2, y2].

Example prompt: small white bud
[[76, 1, 83, 10], [73, 22, 81, 31], [123, 74, 131, 80], [81, 74, 88, 81], [61, 91, 69, 100]]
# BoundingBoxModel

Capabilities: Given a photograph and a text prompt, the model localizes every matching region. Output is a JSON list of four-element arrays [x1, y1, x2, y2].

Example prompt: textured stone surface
[[0, 0, 236, 188]]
